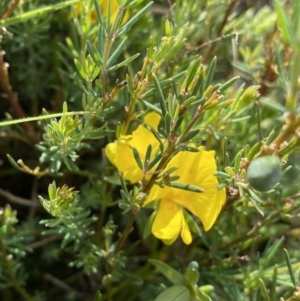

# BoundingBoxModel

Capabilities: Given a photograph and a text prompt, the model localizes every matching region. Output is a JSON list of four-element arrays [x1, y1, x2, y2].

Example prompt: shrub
[[1, 0, 300, 300]]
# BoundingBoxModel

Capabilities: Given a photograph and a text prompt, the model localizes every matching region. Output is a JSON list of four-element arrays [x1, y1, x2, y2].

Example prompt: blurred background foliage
[[1, 0, 300, 300]]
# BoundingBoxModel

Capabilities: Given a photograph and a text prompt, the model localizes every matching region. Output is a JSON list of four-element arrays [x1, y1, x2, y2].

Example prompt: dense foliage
[[1, 0, 300, 300]]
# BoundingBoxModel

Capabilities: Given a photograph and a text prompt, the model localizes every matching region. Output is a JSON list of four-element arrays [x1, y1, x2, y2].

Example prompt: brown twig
[[1, 0, 37, 141], [2, 0, 21, 19], [28, 235, 64, 249], [203, 0, 239, 63], [44, 273, 85, 298], [0, 188, 40, 207], [0, 51, 37, 141]]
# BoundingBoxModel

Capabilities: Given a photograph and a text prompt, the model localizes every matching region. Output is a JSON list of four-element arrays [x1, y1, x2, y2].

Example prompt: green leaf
[[48, 182, 57, 201], [229, 116, 251, 123], [93, 0, 103, 26], [184, 263, 199, 286], [270, 265, 278, 300], [86, 41, 103, 68], [108, 53, 140, 71], [107, 37, 128, 68], [120, 190, 131, 204], [195, 288, 212, 301], [214, 171, 232, 179], [92, 291, 102, 301], [259, 97, 285, 113], [153, 74, 167, 117], [86, 129, 105, 140], [144, 145, 152, 167], [154, 285, 190, 301], [284, 248, 297, 288], [143, 210, 156, 239], [182, 209, 201, 236], [217, 76, 240, 93], [204, 56, 217, 90], [233, 149, 243, 174], [247, 189, 263, 204], [6, 154, 21, 171], [247, 190, 264, 216], [132, 147, 144, 170], [164, 112, 172, 134], [179, 129, 200, 143], [0, 0, 81, 26], [141, 100, 163, 114], [117, 2, 154, 37], [171, 115, 184, 135], [292, 0, 300, 42], [185, 57, 201, 90], [148, 153, 162, 170], [149, 259, 184, 285], [74, 59, 88, 81], [258, 278, 271, 301], [177, 145, 199, 152], [274, 0, 295, 45], [164, 181, 204, 193]]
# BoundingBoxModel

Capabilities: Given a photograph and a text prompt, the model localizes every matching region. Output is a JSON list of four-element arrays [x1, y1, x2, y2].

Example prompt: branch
[[0, 188, 40, 207]]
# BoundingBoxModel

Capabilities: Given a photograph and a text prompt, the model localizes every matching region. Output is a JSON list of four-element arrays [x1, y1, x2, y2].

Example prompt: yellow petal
[[143, 111, 161, 130], [162, 236, 178, 245], [144, 181, 171, 206], [99, 0, 130, 23], [105, 141, 118, 166], [73, 0, 130, 24], [105, 138, 142, 183], [146, 147, 226, 231], [128, 112, 161, 158], [105, 112, 161, 183], [181, 213, 192, 244], [152, 199, 181, 242], [167, 147, 226, 231]]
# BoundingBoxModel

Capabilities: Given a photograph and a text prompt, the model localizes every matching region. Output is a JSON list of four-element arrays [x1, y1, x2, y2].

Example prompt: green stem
[[177, 106, 203, 143], [0, 111, 89, 127], [114, 212, 136, 253], [121, 94, 138, 135], [286, 51, 300, 111], [220, 205, 297, 251], [101, 33, 115, 94]]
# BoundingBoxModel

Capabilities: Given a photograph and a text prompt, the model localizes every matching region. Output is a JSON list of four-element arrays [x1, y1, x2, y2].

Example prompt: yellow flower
[[105, 112, 226, 245], [73, 0, 129, 24], [105, 112, 161, 183], [144, 147, 226, 245]]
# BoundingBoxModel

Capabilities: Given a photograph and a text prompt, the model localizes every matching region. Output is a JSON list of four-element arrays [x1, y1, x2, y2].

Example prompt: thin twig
[[203, 0, 239, 63], [44, 273, 85, 297], [0, 188, 40, 207], [0, 50, 37, 140], [2, 0, 21, 19], [28, 235, 63, 249]]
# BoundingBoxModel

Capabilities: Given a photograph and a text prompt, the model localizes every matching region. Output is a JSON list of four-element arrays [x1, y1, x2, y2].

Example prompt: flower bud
[[234, 85, 260, 111]]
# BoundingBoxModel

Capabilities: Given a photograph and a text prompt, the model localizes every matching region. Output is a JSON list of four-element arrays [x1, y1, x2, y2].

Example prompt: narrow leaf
[[149, 259, 184, 285], [108, 53, 140, 71], [132, 147, 143, 170], [117, 2, 154, 37], [0, 0, 81, 26], [154, 285, 190, 301], [164, 181, 204, 193], [205, 56, 217, 90], [153, 74, 167, 116], [107, 37, 128, 67]]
